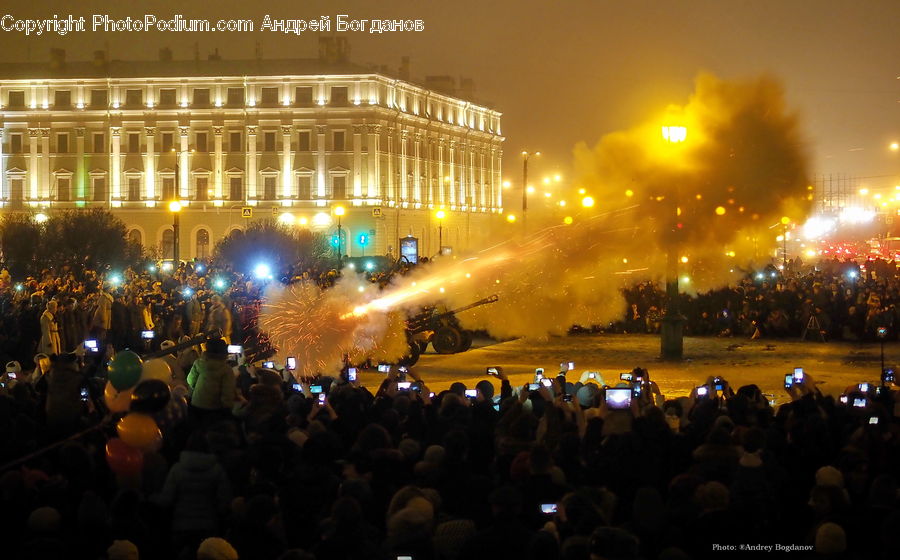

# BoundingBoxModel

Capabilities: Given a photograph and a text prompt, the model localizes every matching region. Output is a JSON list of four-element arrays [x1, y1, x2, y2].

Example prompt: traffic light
[[358, 234, 369, 246]]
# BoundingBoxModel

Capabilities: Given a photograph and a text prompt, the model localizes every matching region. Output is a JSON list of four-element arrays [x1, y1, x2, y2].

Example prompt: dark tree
[[41, 209, 141, 275], [0, 213, 43, 277]]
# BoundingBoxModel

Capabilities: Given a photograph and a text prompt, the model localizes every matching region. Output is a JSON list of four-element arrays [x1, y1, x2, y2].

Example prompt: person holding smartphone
[[186, 338, 237, 425]]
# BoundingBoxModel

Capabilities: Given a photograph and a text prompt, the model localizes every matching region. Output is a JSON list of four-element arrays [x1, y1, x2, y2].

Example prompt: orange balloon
[[116, 413, 162, 451], [104, 381, 133, 414]]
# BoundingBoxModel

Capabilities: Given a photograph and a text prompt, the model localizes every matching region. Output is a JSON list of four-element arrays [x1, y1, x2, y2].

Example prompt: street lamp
[[521, 151, 540, 232], [435, 209, 446, 256], [334, 206, 345, 269], [781, 216, 790, 268], [169, 201, 182, 266], [660, 125, 687, 360]]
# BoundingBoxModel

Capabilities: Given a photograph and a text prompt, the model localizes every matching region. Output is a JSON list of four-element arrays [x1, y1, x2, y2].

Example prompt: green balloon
[[109, 350, 144, 390]]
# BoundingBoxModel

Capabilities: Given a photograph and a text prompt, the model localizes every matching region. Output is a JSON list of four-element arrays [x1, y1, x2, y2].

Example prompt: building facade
[[0, 49, 504, 262]]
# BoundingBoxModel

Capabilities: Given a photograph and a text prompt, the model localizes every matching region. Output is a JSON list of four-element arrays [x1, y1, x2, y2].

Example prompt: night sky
[[1, 0, 897, 189]]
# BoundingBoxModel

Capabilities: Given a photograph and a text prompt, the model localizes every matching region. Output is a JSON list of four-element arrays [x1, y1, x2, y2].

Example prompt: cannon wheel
[[458, 330, 473, 352], [417, 340, 430, 355], [433, 326, 463, 354], [397, 340, 421, 367]]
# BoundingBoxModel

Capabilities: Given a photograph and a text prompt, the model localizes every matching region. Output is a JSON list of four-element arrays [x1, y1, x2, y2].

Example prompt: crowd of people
[[1, 335, 898, 560], [618, 258, 900, 341]]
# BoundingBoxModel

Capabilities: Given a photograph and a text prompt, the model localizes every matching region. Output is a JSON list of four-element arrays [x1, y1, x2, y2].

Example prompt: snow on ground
[[356, 334, 894, 405]]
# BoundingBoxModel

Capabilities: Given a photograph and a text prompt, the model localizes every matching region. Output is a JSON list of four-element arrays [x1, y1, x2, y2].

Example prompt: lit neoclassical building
[[0, 41, 504, 262]]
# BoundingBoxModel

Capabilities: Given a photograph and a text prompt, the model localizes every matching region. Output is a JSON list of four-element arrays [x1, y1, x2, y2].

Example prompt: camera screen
[[486, 367, 499, 376], [80, 388, 88, 398], [286, 357, 296, 370], [883, 369, 895, 382], [318, 393, 326, 404], [493, 403, 500, 411], [263, 361, 275, 369], [7, 372, 16, 379], [227, 345, 242, 354], [606, 388, 632, 409], [141, 330, 155, 339], [540, 378, 552, 387], [869, 416, 879, 425], [84, 339, 98, 351], [540, 503, 558, 514], [309, 385, 323, 394], [291, 383, 301, 392], [839, 395, 848, 404], [620, 373, 633, 381], [348, 368, 357, 381], [568, 362, 575, 371], [697, 386, 709, 396], [378, 364, 391, 373], [528, 383, 540, 391], [464, 389, 477, 398], [793, 367, 803, 375], [859, 383, 869, 392], [784, 374, 794, 388], [397, 382, 411, 391], [852, 397, 867, 408]]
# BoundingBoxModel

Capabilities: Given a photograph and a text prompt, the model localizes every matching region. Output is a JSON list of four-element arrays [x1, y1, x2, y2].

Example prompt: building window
[[333, 131, 346, 151], [330, 86, 349, 106], [128, 229, 142, 247], [229, 177, 243, 200], [162, 177, 175, 200], [298, 130, 311, 151], [92, 177, 106, 201], [53, 90, 71, 108], [9, 133, 23, 154], [125, 89, 143, 107], [93, 132, 105, 153], [158, 88, 176, 107], [298, 175, 312, 199], [192, 88, 210, 106], [294, 86, 313, 106], [195, 177, 209, 201], [263, 132, 276, 152], [332, 176, 347, 199], [260, 87, 279, 106], [161, 132, 174, 153], [195, 132, 208, 152], [9, 178, 24, 205], [7, 90, 25, 108], [226, 87, 245, 106], [127, 177, 140, 200], [89, 89, 107, 108], [57, 133, 69, 154], [263, 176, 276, 199], [229, 132, 241, 152], [128, 133, 140, 153], [162, 229, 174, 260], [57, 177, 71, 201], [196, 229, 210, 260]]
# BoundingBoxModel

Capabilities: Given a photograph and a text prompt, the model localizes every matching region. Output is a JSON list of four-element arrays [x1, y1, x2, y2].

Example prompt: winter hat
[[205, 338, 228, 358], [815, 466, 845, 488], [197, 537, 238, 560], [576, 384, 598, 408], [107, 539, 139, 560], [475, 379, 495, 399], [423, 444, 445, 465], [5, 361, 21, 374], [815, 522, 847, 555], [160, 340, 176, 351]]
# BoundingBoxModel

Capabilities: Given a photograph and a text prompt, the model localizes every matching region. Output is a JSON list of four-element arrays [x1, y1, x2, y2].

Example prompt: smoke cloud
[[260, 73, 811, 373]]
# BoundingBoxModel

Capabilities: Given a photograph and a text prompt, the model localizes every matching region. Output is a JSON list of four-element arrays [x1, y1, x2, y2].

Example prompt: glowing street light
[[435, 209, 446, 255], [34, 212, 49, 224], [660, 124, 687, 360], [506, 214, 517, 223], [334, 206, 346, 268], [891, 142, 899, 151], [169, 200, 182, 266], [581, 196, 595, 208]]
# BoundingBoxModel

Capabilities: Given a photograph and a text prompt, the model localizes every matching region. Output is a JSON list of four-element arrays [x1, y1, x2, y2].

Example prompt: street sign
[[372, 207, 382, 218], [241, 207, 252, 218]]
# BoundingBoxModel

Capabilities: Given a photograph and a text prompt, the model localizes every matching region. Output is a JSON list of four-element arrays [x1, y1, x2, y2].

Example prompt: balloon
[[109, 350, 143, 391], [105, 437, 144, 476], [130, 379, 171, 414], [141, 359, 172, 383], [116, 413, 162, 451], [104, 381, 133, 414]]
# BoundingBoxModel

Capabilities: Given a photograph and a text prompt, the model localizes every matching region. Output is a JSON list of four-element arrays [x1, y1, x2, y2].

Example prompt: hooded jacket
[[154, 450, 232, 533], [187, 353, 236, 411]]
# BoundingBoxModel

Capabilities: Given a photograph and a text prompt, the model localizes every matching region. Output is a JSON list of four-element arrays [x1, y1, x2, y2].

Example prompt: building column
[[448, 140, 456, 206], [0, 130, 4, 201], [178, 127, 190, 198], [246, 126, 257, 199], [316, 125, 327, 197], [366, 124, 380, 198], [213, 126, 223, 199], [144, 127, 156, 200], [437, 138, 446, 205], [413, 133, 422, 203], [40, 128, 50, 199], [352, 125, 364, 197], [280, 125, 292, 198], [110, 127, 122, 199], [494, 147, 503, 209], [27, 129, 39, 199], [75, 128, 85, 199], [399, 129, 409, 203]]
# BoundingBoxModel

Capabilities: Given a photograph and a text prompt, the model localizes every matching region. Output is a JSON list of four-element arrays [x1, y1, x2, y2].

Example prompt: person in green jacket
[[186, 338, 236, 424]]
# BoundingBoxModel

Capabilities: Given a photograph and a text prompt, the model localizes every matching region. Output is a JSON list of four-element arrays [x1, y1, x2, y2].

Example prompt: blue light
[[365, 261, 375, 271], [183, 287, 193, 298], [196, 264, 204, 273], [254, 263, 272, 279], [109, 275, 121, 286], [848, 270, 858, 279], [148, 264, 157, 272], [214, 278, 226, 289], [755, 273, 764, 280]]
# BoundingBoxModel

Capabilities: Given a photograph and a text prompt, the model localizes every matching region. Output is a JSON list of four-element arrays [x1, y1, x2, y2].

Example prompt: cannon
[[396, 294, 499, 366]]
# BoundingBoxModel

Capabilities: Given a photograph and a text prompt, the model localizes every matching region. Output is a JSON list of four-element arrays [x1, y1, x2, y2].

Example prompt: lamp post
[[334, 206, 345, 269], [169, 201, 182, 267], [780, 216, 790, 269], [435, 209, 446, 256], [660, 125, 687, 360], [521, 151, 540, 232]]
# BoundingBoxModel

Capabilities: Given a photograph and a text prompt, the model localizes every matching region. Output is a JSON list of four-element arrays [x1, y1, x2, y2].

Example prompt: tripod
[[801, 315, 827, 342]]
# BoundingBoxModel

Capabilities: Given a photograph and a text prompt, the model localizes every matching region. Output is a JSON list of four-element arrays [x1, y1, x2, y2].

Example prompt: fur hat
[[197, 537, 238, 560]]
